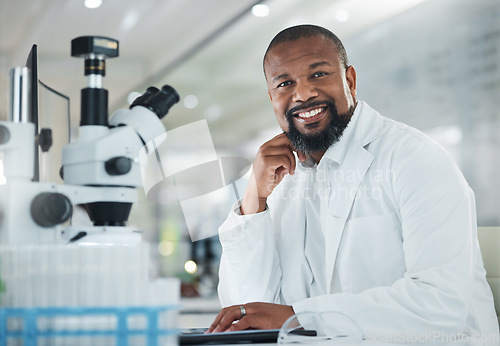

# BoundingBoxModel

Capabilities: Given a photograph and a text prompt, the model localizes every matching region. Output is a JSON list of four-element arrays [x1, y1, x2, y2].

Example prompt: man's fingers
[[226, 304, 260, 332], [261, 145, 296, 163], [264, 154, 294, 177], [275, 166, 290, 182], [211, 306, 243, 333], [269, 132, 304, 159], [206, 309, 226, 333], [260, 144, 296, 175], [206, 307, 234, 333], [243, 132, 302, 210], [207, 303, 294, 334], [212, 314, 235, 333], [228, 316, 254, 332]]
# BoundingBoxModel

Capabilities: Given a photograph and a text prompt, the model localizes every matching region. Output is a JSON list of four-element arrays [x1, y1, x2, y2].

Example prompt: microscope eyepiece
[[161, 85, 180, 106], [129, 86, 159, 109], [131, 85, 179, 119]]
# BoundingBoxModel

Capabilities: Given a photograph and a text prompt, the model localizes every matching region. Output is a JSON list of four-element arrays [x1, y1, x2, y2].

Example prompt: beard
[[284, 100, 355, 154]]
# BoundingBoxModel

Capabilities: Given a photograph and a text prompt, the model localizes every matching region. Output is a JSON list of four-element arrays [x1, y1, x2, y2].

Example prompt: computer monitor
[[24, 44, 39, 181], [25, 44, 70, 183]]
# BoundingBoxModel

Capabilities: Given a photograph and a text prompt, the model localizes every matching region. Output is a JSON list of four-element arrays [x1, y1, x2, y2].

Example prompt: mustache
[[286, 100, 335, 119]]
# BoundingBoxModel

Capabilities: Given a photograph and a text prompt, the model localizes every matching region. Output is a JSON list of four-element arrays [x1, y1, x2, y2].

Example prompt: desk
[[176, 299, 493, 345]]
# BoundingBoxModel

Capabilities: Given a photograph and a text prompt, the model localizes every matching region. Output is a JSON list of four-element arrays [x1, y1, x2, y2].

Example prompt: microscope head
[[62, 36, 179, 228], [71, 36, 119, 127]]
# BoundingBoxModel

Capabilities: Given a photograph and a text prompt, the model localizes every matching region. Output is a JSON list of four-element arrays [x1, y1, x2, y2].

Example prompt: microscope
[[0, 36, 179, 245]]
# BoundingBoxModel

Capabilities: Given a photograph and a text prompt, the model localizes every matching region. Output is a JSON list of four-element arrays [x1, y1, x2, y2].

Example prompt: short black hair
[[263, 24, 349, 74]]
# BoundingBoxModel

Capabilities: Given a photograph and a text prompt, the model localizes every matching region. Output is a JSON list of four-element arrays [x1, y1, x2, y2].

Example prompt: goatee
[[284, 100, 355, 154]]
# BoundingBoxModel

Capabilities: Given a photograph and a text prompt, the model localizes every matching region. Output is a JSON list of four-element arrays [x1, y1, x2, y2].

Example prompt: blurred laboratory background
[[1, 0, 499, 303]]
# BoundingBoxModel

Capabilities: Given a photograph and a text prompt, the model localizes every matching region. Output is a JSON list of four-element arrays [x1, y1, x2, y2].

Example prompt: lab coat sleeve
[[292, 141, 484, 339], [217, 200, 282, 307]]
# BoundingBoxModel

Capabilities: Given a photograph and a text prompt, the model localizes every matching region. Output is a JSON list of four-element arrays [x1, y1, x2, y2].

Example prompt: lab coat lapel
[[323, 102, 380, 292], [324, 144, 373, 292]]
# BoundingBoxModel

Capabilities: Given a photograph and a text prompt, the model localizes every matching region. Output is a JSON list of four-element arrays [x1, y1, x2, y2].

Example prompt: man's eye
[[277, 81, 292, 88], [312, 72, 327, 78]]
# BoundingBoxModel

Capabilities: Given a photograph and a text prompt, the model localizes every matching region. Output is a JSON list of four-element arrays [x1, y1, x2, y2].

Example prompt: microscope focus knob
[[105, 156, 132, 176], [38, 128, 53, 152], [31, 192, 73, 228]]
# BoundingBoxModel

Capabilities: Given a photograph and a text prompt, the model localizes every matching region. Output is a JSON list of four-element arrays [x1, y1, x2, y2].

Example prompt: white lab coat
[[217, 101, 499, 342]]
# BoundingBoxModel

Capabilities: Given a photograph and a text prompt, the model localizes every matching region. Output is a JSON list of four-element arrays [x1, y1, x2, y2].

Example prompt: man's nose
[[292, 81, 318, 102]]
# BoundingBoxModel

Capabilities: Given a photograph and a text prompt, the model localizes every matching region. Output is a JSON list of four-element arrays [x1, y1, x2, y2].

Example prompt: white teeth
[[297, 108, 323, 118]]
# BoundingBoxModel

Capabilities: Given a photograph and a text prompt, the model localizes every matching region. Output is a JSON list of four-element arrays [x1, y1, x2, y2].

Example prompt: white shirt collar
[[320, 101, 362, 166]]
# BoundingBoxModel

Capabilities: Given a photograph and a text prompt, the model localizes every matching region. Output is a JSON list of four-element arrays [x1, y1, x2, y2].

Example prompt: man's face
[[264, 36, 357, 153]]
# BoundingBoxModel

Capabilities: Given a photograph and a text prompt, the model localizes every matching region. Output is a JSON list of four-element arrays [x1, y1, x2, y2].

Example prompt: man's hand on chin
[[205, 302, 294, 333]]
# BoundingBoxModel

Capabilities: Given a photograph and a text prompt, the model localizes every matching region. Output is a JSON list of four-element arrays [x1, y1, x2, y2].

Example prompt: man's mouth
[[293, 106, 327, 124]]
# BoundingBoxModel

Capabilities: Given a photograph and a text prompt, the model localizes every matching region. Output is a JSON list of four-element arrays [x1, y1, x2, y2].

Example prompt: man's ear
[[346, 65, 357, 97]]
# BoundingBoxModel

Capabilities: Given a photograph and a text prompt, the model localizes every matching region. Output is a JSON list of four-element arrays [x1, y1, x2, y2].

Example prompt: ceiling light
[[252, 4, 270, 18], [184, 260, 197, 274], [335, 9, 350, 22], [84, 0, 102, 9], [183, 95, 198, 109]]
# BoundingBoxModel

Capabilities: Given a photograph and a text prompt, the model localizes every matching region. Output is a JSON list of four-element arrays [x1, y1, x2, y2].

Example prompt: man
[[207, 24, 499, 341]]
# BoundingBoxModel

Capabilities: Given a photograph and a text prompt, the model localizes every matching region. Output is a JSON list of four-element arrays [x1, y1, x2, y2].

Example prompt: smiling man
[[208, 24, 499, 342]]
